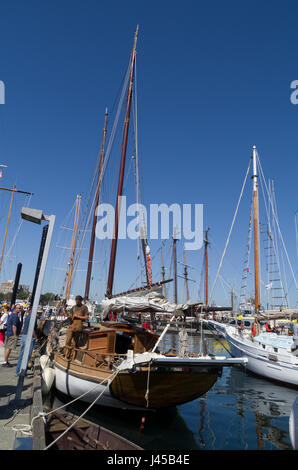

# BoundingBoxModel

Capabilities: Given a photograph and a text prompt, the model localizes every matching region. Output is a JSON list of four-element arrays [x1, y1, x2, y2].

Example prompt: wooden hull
[[54, 352, 220, 410], [45, 411, 142, 450], [110, 369, 219, 409], [54, 353, 145, 410]]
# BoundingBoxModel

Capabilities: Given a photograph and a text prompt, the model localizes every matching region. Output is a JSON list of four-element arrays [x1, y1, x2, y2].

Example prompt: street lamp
[[15, 207, 55, 403]]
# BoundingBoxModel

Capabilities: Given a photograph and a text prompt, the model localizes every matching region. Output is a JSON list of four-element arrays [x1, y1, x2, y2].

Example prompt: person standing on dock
[[0, 306, 10, 345], [64, 296, 89, 359], [1, 304, 22, 367]]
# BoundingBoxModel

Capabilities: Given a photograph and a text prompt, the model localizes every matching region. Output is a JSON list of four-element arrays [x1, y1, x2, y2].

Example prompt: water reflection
[[49, 332, 296, 450]]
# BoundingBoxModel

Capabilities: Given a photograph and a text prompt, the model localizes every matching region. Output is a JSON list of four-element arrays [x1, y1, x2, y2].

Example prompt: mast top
[[252, 145, 258, 191], [133, 25, 139, 52]]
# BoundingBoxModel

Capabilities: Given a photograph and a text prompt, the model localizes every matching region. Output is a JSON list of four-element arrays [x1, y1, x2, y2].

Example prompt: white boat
[[209, 146, 298, 389], [225, 326, 298, 387]]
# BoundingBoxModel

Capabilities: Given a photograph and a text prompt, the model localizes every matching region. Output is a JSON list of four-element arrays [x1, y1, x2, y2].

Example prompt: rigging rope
[[42, 369, 120, 450], [209, 158, 252, 303], [257, 151, 297, 290], [11, 368, 119, 448]]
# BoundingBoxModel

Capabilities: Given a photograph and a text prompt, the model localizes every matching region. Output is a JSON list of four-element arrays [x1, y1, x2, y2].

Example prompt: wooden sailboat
[[52, 27, 247, 411]]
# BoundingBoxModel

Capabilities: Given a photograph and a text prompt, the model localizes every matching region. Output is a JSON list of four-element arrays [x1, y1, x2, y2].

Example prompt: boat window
[[115, 331, 133, 354], [230, 320, 236, 325], [244, 321, 251, 327], [274, 348, 278, 353], [262, 344, 266, 349]]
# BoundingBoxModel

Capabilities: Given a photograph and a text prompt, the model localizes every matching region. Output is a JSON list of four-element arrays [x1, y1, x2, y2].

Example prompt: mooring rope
[[9, 368, 120, 448], [42, 369, 120, 450]]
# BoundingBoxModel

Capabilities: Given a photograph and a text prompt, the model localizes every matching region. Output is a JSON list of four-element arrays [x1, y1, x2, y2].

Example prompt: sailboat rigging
[[50, 27, 246, 411], [207, 145, 298, 388]]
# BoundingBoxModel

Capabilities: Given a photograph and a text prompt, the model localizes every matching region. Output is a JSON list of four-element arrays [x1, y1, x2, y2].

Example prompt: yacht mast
[[0, 185, 33, 273], [204, 227, 210, 306], [253, 146, 260, 313], [65, 194, 81, 301], [173, 230, 178, 303], [84, 108, 108, 300], [106, 26, 139, 298]]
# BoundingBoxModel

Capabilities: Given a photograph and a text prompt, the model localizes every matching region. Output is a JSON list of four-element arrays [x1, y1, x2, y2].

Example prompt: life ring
[[251, 324, 256, 337], [266, 322, 274, 332]]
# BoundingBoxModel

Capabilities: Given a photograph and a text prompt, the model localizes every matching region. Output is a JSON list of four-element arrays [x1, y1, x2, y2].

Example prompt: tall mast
[[84, 109, 108, 300], [106, 26, 139, 298], [161, 247, 167, 297], [204, 227, 210, 306], [0, 186, 16, 272], [184, 249, 189, 302], [252, 146, 260, 313], [173, 230, 178, 304], [65, 194, 81, 301], [0, 185, 33, 273], [140, 226, 149, 284]]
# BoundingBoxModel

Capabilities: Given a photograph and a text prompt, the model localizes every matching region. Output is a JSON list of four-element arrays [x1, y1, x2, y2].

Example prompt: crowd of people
[[0, 302, 43, 375]]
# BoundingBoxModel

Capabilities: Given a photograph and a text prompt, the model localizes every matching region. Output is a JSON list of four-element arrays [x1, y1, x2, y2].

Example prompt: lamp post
[[15, 208, 55, 403]]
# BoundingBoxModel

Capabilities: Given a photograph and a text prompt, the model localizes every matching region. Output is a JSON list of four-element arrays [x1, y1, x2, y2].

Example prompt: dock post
[[10, 263, 22, 307]]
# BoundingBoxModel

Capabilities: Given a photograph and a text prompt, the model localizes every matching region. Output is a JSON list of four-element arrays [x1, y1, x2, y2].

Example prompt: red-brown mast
[[204, 228, 210, 306], [173, 231, 178, 304], [106, 26, 139, 298], [84, 108, 108, 300]]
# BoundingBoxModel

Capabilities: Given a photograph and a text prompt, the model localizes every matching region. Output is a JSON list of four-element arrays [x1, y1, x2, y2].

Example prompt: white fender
[[289, 397, 298, 450], [40, 354, 56, 395]]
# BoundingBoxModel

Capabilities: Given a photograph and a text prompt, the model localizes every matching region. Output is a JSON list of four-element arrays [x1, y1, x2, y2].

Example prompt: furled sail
[[100, 291, 195, 316]]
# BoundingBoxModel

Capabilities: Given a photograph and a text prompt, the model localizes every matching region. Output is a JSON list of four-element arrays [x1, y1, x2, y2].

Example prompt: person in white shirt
[[0, 306, 11, 330], [0, 306, 11, 346]]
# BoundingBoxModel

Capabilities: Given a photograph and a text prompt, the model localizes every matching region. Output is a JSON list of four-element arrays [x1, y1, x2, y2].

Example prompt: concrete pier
[[0, 343, 45, 450]]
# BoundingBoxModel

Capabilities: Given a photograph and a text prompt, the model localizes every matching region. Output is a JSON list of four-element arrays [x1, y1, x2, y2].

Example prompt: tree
[[39, 292, 56, 306]]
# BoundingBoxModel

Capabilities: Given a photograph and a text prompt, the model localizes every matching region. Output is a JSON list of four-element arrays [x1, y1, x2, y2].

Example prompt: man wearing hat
[[64, 296, 89, 359]]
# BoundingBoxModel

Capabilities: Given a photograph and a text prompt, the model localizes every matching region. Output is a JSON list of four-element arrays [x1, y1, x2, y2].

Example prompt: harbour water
[[49, 333, 297, 450]]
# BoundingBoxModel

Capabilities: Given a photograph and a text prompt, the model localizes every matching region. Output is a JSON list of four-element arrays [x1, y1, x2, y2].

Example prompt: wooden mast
[[65, 195, 81, 301], [204, 227, 210, 306], [173, 230, 178, 304], [106, 26, 139, 298], [184, 249, 189, 302], [0, 186, 33, 273], [0, 185, 16, 272], [84, 109, 108, 300], [161, 247, 167, 298], [252, 146, 261, 313]]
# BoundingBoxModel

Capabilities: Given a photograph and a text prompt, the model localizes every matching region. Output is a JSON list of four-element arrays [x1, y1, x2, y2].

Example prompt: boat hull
[[54, 357, 146, 410], [54, 353, 220, 410], [225, 329, 298, 388], [110, 369, 219, 409]]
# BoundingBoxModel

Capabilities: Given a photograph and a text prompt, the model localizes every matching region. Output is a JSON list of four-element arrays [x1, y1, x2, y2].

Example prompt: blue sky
[[0, 0, 297, 307]]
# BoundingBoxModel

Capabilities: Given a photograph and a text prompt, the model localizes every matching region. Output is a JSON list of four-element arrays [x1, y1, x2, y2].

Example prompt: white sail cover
[[100, 291, 193, 316]]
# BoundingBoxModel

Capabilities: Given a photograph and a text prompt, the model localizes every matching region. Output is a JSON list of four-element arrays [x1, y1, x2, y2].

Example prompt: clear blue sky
[[0, 0, 297, 307]]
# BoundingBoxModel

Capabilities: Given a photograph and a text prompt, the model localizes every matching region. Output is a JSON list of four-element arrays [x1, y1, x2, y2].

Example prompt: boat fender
[[251, 324, 256, 337], [41, 367, 55, 395], [40, 354, 55, 395]]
